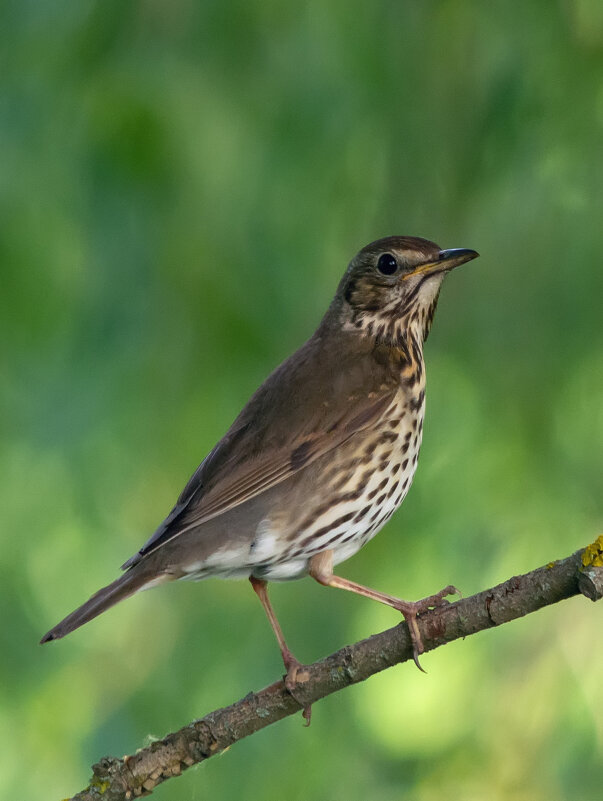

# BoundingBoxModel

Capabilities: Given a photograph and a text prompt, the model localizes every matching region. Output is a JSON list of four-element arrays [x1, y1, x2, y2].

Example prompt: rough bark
[[70, 537, 603, 801]]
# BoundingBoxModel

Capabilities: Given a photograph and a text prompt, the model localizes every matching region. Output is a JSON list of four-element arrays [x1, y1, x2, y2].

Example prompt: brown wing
[[122, 331, 396, 568]]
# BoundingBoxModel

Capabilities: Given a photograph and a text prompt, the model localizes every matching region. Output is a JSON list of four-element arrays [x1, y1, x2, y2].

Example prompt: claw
[[284, 657, 303, 692], [399, 606, 427, 672], [396, 585, 460, 671], [283, 656, 313, 724], [412, 650, 427, 674], [283, 650, 311, 690]]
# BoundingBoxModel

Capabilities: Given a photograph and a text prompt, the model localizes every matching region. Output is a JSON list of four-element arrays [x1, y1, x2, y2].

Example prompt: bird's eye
[[376, 253, 398, 275]]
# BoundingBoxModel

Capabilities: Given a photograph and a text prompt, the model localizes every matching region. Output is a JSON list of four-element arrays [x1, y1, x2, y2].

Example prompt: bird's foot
[[415, 584, 461, 610], [394, 585, 460, 671], [282, 652, 312, 725], [283, 654, 309, 691]]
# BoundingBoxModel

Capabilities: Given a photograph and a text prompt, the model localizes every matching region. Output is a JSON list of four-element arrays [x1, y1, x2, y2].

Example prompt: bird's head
[[335, 236, 479, 344]]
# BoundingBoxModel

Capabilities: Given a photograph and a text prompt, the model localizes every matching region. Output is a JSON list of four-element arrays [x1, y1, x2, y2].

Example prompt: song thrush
[[41, 236, 478, 684]]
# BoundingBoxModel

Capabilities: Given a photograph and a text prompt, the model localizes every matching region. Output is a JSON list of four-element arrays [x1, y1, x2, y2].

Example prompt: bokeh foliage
[[1, 1, 603, 799]]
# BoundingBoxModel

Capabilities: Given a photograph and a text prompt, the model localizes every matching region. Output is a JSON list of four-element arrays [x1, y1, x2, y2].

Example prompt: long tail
[[40, 567, 165, 643]]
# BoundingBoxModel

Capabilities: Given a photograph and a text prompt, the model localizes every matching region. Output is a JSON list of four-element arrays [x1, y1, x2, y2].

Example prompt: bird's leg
[[308, 550, 458, 671], [249, 577, 312, 724], [249, 577, 307, 686]]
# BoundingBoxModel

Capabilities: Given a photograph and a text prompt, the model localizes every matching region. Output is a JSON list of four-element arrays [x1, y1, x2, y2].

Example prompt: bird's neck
[[322, 291, 440, 393], [339, 289, 441, 349], [368, 318, 426, 394]]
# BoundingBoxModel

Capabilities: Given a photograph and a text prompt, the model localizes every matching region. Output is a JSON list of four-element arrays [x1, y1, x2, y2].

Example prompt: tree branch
[[70, 539, 603, 801]]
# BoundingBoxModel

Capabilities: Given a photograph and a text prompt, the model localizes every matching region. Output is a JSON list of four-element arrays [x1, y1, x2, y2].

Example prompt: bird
[[41, 235, 479, 685]]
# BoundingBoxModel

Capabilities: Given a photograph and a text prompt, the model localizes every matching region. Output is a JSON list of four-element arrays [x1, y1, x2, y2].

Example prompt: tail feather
[[40, 567, 162, 644]]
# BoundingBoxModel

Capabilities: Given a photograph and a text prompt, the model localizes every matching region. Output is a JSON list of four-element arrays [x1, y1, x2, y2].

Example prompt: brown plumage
[[41, 236, 478, 681]]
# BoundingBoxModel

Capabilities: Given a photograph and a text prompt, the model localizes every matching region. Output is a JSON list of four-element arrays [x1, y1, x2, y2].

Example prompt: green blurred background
[[2, 1, 603, 799]]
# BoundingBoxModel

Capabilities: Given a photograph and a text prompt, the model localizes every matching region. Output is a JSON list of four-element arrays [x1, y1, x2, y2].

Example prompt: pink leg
[[250, 577, 312, 724], [308, 550, 457, 671]]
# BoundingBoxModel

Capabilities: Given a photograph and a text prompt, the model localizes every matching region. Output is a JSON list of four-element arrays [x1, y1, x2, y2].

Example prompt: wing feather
[[122, 335, 397, 569]]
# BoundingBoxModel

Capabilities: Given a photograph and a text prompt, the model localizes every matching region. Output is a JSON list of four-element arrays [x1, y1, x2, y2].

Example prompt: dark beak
[[403, 247, 479, 280]]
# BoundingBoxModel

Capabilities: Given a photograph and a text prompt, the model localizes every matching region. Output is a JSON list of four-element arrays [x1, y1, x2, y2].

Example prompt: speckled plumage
[[41, 236, 478, 673]]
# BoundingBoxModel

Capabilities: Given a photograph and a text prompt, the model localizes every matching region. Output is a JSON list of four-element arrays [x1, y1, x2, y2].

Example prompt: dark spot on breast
[[354, 505, 371, 522], [411, 336, 422, 364], [409, 389, 426, 413], [326, 531, 347, 547], [402, 458, 408, 470], [366, 477, 388, 501], [339, 488, 363, 502], [296, 481, 372, 534], [359, 467, 375, 489], [308, 512, 356, 543], [364, 439, 380, 457]]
